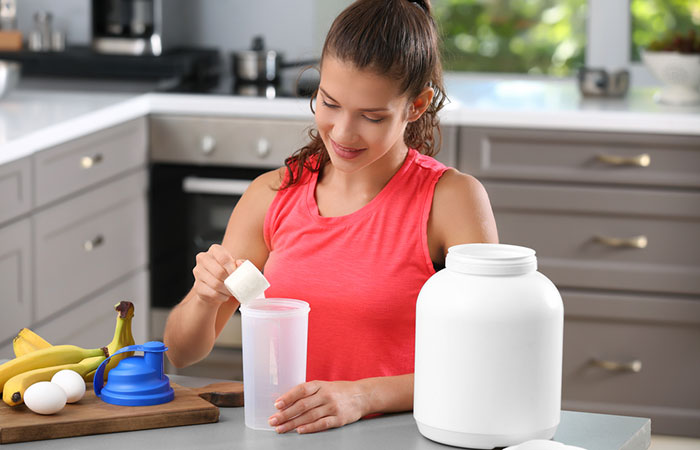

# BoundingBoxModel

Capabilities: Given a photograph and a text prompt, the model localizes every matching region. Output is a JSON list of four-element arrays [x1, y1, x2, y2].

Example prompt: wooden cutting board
[[0, 381, 244, 445]]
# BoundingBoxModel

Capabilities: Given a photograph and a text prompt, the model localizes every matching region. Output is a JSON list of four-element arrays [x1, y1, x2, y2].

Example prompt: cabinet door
[[485, 181, 700, 295], [562, 289, 700, 437], [0, 157, 31, 226], [460, 127, 700, 189], [33, 270, 149, 350], [0, 218, 32, 345], [34, 170, 148, 322], [34, 118, 147, 208]]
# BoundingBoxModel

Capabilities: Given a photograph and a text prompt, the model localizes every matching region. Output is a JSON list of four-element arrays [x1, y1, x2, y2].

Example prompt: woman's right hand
[[192, 244, 245, 306]]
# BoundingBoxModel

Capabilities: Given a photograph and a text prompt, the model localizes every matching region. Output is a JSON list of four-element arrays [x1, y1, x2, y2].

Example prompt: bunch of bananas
[[0, 301, 136, 407]]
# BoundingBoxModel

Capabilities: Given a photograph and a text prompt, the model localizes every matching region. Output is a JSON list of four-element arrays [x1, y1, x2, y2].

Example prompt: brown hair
[[280, 0, 447, 189]]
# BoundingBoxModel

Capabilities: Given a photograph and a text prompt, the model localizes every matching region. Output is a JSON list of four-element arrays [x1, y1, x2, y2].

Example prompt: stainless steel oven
[[149, 163, 266, 310], [148, 114, 312, 353]]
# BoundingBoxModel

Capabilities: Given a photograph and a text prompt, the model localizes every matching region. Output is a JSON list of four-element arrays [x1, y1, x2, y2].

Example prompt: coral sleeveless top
[[263, 149, 449, 381]]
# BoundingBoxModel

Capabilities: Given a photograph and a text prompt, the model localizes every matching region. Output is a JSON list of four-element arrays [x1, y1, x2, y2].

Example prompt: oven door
[[149, 164, 266, 310]]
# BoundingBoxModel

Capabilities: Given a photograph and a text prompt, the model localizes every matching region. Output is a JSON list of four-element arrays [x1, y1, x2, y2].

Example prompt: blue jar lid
[[94, 341, 174, 407]]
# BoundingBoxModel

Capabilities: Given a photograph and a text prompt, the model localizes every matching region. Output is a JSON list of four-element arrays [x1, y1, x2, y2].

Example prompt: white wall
[[14, 0, 352, 62]]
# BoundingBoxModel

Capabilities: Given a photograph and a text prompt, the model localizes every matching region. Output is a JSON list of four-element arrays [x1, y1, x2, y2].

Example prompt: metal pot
[[232, 36, 281, 84], [232, 36, 319, 85]]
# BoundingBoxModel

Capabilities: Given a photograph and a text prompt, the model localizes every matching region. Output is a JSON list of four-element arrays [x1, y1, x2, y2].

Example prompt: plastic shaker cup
[[240, 298, 310, 430]]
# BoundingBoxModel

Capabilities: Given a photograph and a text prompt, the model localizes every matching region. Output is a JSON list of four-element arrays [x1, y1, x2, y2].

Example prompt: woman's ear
[[407, 86, 435, 122]]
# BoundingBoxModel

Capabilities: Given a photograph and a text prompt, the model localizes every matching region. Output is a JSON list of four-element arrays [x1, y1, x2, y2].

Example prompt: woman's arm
[[163, 168, 283, 368]]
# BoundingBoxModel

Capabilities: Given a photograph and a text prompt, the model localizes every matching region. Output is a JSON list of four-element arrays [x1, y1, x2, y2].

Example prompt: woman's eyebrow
[[319, 87, 390, 112]]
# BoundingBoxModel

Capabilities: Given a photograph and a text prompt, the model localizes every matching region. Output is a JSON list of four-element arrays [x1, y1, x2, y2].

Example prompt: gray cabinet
[[34, 118, 147, 208], [34, 170, 148, 321], [34, 270, 149, 350], [0, 218, 32, 343], [0, 118, 149, 357], [0, 157, 31, 226], [458, 126, 700, 437]]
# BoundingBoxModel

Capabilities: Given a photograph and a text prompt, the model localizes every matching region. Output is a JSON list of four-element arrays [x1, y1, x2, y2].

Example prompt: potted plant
[[641, 29, 700, 105]]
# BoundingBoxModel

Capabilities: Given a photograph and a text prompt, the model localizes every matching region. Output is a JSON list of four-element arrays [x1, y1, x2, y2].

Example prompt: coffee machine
[[91, 0, 187, 56]]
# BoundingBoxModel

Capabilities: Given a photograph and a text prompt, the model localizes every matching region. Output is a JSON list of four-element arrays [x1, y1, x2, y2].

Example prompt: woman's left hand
[[268, 380, 369, 434]]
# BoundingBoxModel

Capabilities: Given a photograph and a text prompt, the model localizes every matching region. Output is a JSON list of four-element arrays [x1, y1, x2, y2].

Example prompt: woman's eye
[[364, 116, 384, 123], [322, 101, 339, 108]]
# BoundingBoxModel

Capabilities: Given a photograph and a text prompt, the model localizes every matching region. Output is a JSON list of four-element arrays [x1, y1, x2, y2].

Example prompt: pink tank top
[[263, 148, 449, 381]]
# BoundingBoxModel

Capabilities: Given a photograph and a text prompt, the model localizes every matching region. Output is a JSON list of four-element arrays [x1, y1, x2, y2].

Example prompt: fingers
[[209, 244, 238, 275], [269, 384, 323, 428], [274, 382, 321, 412], [273, 406, 339, 434], [192, 244, 241, 305]]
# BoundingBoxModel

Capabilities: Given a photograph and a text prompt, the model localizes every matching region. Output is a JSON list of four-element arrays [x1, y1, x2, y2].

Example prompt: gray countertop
[[2, 374, 651, 450]]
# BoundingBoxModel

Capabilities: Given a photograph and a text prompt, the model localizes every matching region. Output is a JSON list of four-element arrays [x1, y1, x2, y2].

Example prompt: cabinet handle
[[81, 154, 103, 169], [596, 153, 650, 167], [594, 234, 648, 249], [84, 235, 104, 252], [590, 358, 642, 373]]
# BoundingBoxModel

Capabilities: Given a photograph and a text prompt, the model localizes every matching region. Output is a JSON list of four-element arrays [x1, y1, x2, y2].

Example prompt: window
[[434, 0, 700, 78], [434, 0, 587, 76]]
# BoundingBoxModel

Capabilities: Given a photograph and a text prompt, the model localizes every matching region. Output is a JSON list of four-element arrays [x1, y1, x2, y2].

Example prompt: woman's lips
[[330, 138, 366, 160]]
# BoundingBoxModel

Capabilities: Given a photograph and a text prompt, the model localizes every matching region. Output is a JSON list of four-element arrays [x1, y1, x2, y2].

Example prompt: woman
[[164, 0, 498, 434]]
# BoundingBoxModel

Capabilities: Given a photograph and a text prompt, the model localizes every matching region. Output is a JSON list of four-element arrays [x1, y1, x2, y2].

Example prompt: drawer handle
[[596, 153, 650, 167], [83, 235, 104, 252], [81, 154, 103, 169], [594, 234, 648, 249], [591, 358, 642, 373]]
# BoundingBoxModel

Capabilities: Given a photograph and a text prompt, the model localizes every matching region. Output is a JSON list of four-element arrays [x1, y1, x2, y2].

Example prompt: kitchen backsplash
[[14, 0, 350, 62]]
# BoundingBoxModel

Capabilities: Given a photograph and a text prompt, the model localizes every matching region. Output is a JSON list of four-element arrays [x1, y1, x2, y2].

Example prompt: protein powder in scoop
[[224, 260, 270, 304]]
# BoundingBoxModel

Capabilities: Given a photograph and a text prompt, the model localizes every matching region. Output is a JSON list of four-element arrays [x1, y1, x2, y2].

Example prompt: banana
[[0, 345, 107, 393], [12, 328, 52, 357], [2, 355, 105, 406], [88, 301, 136, 382]]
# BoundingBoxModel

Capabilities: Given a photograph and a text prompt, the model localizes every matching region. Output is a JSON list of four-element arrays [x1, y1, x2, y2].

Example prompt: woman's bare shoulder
[[431, 168, 499, 248]]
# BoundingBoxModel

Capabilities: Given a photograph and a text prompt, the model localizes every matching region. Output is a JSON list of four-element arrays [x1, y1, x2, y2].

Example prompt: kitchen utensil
[[233, 36, 281, 84], [93, 341, 174, 406], [0, 381, 239, 444], [414, 243, 564, 449], [32, 11, 52, 52], [641, 50, 700, 105], [0, 59, 19, 99], [504, 440, 587, 450], [577, 67, 629, 97], [232, 35, 318, 85], [240, 298, 309, 430]]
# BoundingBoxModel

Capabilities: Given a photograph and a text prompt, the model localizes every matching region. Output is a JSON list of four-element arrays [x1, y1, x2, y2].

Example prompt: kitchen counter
[[1, 76, 698, 166], [3, 374, 650, 450]]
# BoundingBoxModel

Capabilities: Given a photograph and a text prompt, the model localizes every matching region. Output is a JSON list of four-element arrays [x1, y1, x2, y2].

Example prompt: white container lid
[[240, 298, 310, 318], [445, 243, 537, 276]]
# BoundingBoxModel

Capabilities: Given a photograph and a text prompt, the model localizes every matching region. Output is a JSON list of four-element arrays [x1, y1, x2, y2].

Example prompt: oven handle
[[182, 177, 252, 196]]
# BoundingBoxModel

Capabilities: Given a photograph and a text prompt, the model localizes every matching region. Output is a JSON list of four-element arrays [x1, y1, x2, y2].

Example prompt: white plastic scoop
[[224, 260, 270, 304]]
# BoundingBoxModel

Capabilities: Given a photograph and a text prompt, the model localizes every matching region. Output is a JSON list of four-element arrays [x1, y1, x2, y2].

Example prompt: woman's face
[[315, 56, 412, 173]]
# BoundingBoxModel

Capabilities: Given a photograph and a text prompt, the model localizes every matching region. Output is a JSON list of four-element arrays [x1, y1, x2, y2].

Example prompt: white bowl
[[641, 50, 700, 105]]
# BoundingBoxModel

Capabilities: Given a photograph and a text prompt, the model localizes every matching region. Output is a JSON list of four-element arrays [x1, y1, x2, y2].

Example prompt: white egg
[[51, 369, 86, 403], [23, 381, 67, 415]]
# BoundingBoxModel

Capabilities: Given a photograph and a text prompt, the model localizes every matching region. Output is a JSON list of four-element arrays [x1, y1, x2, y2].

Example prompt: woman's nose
[[332, 113, 357, 143]]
